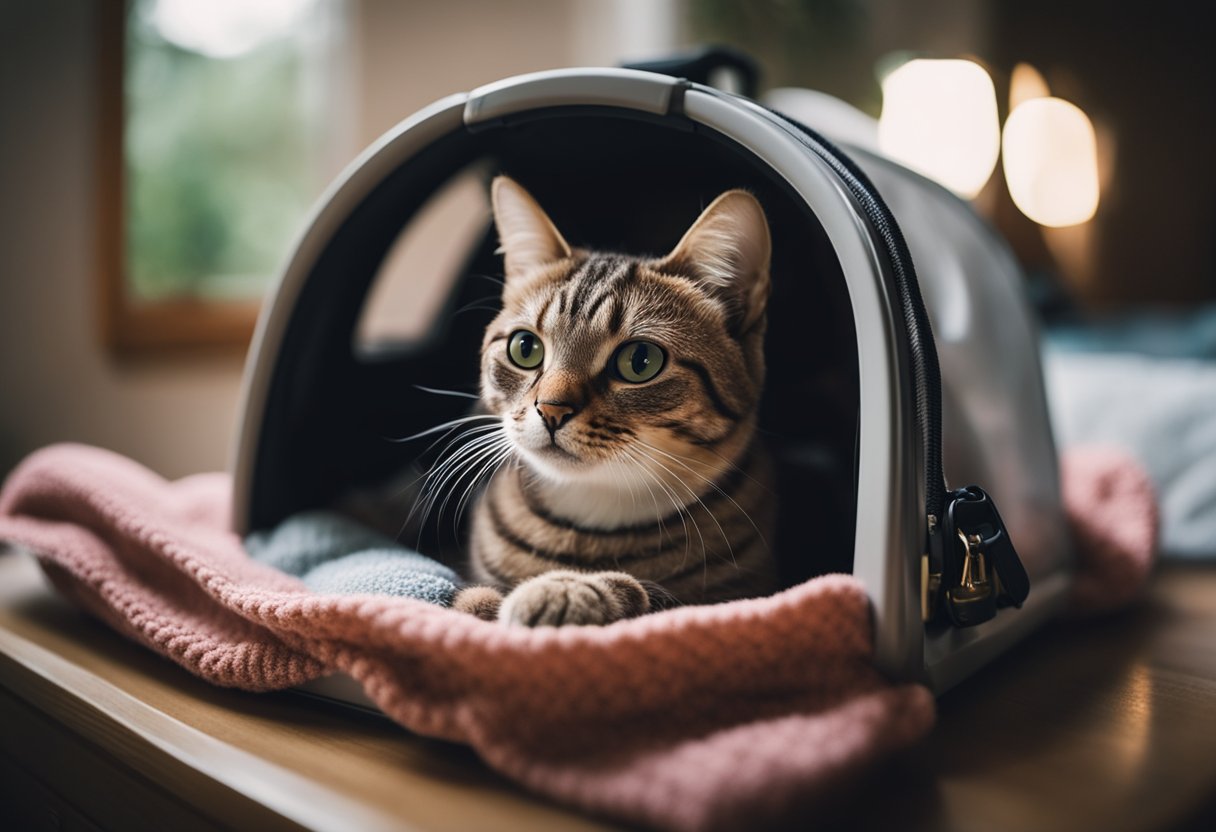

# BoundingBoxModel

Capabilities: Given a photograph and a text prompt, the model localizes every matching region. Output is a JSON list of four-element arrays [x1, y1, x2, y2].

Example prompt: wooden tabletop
[[1, 550, 1214, 831]]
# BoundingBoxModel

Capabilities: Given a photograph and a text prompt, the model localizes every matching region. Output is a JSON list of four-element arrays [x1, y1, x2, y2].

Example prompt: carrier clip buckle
[[934, 485, 1031, 628], [946, 531, 997, 626]]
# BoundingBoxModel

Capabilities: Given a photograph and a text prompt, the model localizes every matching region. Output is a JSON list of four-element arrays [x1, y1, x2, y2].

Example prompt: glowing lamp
[[1009, 62, 1051, 110], [878, 59, 1001, 199], [1002, 97, 1100, 227]]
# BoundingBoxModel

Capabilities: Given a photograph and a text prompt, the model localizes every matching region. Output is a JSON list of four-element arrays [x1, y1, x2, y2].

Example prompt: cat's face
[[481, 177, 771, 488]]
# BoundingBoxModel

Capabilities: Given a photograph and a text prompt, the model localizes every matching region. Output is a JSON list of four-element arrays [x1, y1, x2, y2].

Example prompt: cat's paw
[[498, 570, 649, 627], [452, 585, 503, 621]]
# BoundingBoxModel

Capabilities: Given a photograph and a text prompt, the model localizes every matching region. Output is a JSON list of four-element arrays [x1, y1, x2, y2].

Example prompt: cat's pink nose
[[536, 400, 577, 433]]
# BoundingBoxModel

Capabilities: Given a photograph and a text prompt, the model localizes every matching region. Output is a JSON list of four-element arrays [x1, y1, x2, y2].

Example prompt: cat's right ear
[[491, 176, 572, 281]]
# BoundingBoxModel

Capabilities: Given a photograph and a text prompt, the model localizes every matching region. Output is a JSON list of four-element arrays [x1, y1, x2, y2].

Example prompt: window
[[102, 0, 350, 353]]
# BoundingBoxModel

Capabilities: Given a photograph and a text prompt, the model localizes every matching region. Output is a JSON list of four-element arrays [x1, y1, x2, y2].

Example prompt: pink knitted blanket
[[0, 444, 1156, 831]]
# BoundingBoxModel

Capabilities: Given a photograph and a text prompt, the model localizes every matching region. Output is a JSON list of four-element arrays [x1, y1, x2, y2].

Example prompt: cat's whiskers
[[388, 393, 495, 517], [602, 457, 625, 525], [608, 453, 675, 564], [417, 421, 501, 473], [625, 446, 712, 585], [471, 273, 507, 288], [404, 437, 492, 537], [419, 439, 507, 548], [695, 441, 776, 496], [450, 443, 515, 538], [611, 454, 669, 553], [601, 458, 631, 569], [386, 413, 497, 444], [453, 301, 503, 317], [403, 421, 503, 498], [449, 447, 510, 540], [619, 444, 702, 568], [405, 425, 507, 537], [411, 384, 482, 401], [634, 438, 767, 552], [390, 421, 503, 537], [628, 443, 737, 573], [434, 436, 506, 520], [425, 432, 510, 523]]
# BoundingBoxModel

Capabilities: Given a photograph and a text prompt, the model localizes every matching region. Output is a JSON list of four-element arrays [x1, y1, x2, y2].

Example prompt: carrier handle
[[622, 45, 760, 99]]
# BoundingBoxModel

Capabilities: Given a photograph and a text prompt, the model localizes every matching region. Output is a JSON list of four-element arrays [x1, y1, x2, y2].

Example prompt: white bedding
[[1045, 349, 1216, 558]]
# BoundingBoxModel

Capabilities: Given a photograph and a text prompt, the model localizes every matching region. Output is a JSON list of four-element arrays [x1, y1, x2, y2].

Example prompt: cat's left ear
[[491, 176, 572, 281], [655, 190, 772, 332]]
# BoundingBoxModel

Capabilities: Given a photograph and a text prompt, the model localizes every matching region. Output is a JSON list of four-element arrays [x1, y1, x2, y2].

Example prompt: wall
[[0, 1, 243, 479], [0, 0, 678, 480]]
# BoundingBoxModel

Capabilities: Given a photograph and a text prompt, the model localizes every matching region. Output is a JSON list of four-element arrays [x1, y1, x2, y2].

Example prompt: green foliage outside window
[[125, 0, 332, 301]]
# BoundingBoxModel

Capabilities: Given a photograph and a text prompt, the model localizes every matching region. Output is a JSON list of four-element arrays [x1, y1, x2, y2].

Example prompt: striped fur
[[465, 177, 777, 626]]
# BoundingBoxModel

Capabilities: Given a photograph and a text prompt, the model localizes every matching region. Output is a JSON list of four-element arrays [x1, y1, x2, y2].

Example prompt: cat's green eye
[[507, 330, 544, 369], [614, 340, 665, 383]]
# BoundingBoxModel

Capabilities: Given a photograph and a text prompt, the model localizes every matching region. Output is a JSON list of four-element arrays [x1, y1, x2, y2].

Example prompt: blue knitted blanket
[[245, 511, 461, 605]]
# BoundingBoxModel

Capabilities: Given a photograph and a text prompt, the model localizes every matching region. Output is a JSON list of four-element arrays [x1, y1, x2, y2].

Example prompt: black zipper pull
[[939, 486, 1031, 627]]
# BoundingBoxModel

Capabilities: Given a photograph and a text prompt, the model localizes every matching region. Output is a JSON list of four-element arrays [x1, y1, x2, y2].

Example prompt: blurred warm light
[[1009, 62, 1051, 110], [149, 0, 314, 59], [878, 59, 1000, 199], [1002, 97, 1101, 227]]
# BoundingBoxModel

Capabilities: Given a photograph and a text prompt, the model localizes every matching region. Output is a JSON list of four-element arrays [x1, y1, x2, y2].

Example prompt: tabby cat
[[452, 176, 778, 626]]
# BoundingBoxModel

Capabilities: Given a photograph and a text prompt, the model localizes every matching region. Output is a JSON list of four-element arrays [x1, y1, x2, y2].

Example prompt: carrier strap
[[623, 46, 760, 100]]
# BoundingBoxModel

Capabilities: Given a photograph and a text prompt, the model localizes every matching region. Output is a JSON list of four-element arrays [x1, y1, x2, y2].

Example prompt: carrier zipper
[[762, 110, 947, 523], [763, 108, 1030, 626]]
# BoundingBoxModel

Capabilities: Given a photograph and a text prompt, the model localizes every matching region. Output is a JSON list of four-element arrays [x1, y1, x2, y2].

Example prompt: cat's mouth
[[537, 441, 580, 462], [508, 431, 593, 479]]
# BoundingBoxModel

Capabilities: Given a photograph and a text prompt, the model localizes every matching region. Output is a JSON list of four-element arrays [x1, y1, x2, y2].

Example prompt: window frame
[[98, 0, 265, 357]]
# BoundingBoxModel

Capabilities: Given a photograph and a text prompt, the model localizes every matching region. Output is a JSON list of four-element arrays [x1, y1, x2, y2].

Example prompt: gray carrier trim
[[465, 67, 679, 124]]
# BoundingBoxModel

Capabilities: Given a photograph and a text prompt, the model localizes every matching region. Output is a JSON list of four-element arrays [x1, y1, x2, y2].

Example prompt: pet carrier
[[231, 52, 1070, 691]]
